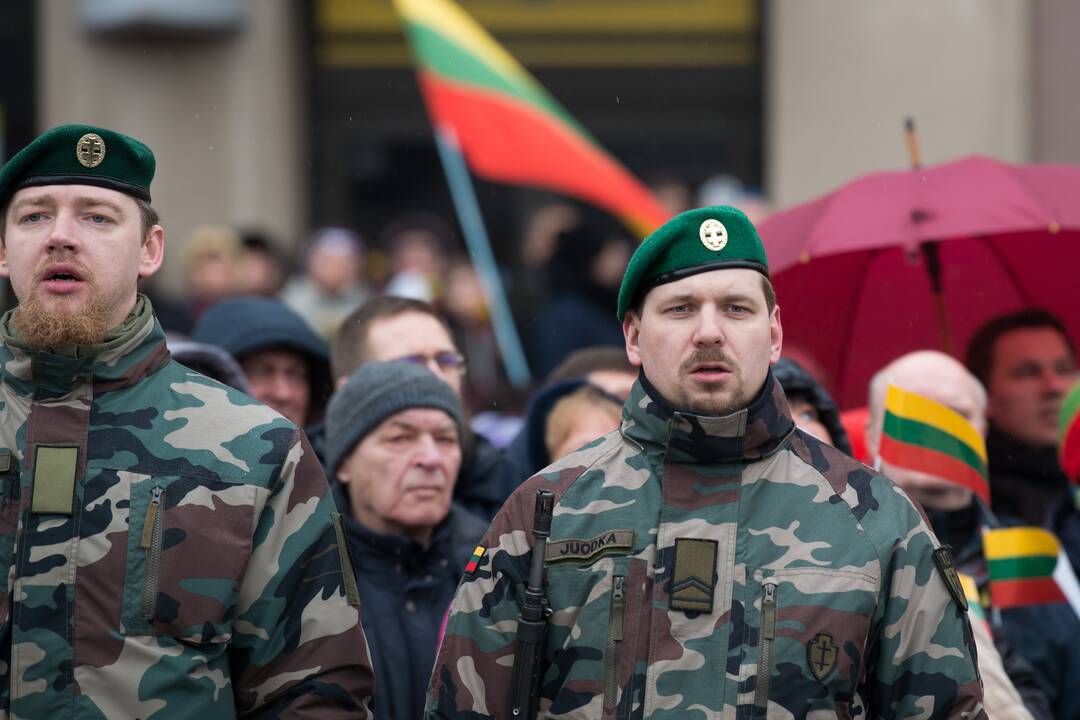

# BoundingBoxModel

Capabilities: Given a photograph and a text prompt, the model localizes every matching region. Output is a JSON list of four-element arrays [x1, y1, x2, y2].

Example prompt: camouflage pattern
[[426, 373, 985, 719], [0, 296, 375, 718]]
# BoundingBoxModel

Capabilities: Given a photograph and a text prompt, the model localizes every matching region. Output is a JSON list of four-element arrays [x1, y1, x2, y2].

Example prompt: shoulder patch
[[545, 530, 634, 564], [933, 546, 968, 611]]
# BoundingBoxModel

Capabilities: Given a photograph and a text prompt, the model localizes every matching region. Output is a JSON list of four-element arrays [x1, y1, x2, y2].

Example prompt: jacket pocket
[[126, 476, 257, 644], [544, 555, 649, 720], [749, 567, 877, 718]]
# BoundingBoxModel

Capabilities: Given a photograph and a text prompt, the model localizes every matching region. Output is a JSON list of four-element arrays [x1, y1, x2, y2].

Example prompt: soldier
[[426, 206, 984, 719], [0, 125, 375, 716]]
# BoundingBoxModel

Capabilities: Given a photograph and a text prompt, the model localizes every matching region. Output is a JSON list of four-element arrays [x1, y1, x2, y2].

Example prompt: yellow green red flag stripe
[[984, 527, 1067, 608], [880, 385, 989, 502], [465, 545, 486, 573], [958, 573, 987, 627], [392, 0, 670, 237]]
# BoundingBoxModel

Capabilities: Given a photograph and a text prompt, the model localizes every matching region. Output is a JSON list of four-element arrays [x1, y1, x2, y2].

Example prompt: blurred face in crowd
[[787, 394, 833, 444], [586, 369, 638, 401], [240, 348, 310, 426], [308, 245, 361, 297], [362, 311, 465, 396], [338, 407, 461, 545], [986, 328, 1077, 446], [547, 405, 621, 462], [0, 184, 164, 348], [868, 352, 985, 511], [624, 269, 781, 415]]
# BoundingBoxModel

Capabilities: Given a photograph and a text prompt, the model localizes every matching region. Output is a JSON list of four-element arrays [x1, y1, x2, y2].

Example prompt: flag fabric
[[984, 527, 1068, 608], [958, 573, 988, 628], [1060, 380, 1080, 482], [392, 0, 670, 237], [879, 385, 990, 502]]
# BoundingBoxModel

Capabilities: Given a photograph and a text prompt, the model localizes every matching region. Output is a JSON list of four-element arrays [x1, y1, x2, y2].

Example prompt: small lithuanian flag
[[984, 527, 1067, 608], [880, 385, 989, 502], [465, 545, 486, 574], [958, 573, 987, 628]]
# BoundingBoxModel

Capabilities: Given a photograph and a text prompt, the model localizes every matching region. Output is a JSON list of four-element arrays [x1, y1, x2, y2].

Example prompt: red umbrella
[[760, 155, 1080, 409]]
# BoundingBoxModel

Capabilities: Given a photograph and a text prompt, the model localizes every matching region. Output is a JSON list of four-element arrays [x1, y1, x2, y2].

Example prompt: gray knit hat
[[325, 361, 464, 475]]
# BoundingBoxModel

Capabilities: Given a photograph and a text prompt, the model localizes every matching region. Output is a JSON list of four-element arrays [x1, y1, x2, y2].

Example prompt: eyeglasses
[[393, 352, 467, 373]]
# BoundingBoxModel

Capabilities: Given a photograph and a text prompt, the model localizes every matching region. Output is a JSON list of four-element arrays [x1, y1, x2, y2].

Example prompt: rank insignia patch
[[465, 545, 486, 574], [671, 538, 718, 613], [808, 632, 838, 680]]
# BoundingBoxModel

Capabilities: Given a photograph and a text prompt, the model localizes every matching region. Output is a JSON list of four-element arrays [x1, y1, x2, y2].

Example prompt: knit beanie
[[1060, 380, 1080, 483], [324, 362, 464, 476]]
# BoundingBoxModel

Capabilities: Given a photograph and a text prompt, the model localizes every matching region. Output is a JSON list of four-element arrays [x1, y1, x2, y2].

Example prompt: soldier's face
[[337, 407, 461, 543], [986, 328, 1077, 447], [624, 269, 781, 415], [0, 184, 163, 344]]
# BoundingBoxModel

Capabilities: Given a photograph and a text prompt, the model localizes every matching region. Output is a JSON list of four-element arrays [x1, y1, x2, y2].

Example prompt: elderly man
[[426, 206, 983, 719], [325, 362, 485, 720], [332, 296, 516, 519], [866, 351, 1080, 719], [966, 309, 1079, 525], [0, 125, 374, 716]]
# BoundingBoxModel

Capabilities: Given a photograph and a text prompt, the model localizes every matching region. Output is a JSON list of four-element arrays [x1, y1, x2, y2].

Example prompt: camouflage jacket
[[0, 297, 375, 718], [426, 372, 985, 719]]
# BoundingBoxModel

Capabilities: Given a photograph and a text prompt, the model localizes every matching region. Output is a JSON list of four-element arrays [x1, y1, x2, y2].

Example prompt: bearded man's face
[[0, 184, 163, 349]]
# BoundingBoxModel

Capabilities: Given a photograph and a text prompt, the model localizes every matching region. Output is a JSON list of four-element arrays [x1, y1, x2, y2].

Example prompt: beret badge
[[76, 133, 106, 168], [699, 218, 728, 252]]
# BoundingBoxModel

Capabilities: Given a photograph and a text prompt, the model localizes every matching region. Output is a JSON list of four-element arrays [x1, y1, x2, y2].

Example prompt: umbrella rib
[[833, 249, 878, 400], [981, 240, 1033, 306]]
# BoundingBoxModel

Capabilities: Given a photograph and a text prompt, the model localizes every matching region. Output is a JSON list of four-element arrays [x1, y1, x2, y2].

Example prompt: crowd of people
[[1, 123, 1079, 718]]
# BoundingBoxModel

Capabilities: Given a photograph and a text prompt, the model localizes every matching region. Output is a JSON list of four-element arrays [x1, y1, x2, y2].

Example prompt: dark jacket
[[1050, 488, 1080, 579], [986, 424, 1070, 526], [191, 296, 333, 428], [931, 503, 1079, 719], [456, 431, 519, 521], [334, 484, 485, 720]]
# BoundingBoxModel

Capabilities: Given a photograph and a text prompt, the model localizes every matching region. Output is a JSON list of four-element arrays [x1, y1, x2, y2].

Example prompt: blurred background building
[[2, 0, 1079, 297]]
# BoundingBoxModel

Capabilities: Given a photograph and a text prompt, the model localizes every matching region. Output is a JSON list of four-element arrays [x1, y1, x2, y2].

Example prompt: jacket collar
[[0, 295, 170, 397], [333, 481, 456, 567], [621, 368, 795, 465]]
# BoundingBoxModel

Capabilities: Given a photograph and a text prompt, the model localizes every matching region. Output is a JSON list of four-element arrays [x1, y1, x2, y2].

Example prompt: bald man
[[868, 351, 1077, 719]]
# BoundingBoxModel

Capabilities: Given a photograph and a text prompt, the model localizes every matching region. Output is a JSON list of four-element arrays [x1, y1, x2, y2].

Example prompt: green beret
[[616, 205, 769, 319], [0, 124, 155, 209]]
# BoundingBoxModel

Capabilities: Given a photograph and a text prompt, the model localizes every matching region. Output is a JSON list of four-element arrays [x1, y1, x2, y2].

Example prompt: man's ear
[[622, 310, 643, 367], [769, 305, 783, 364], [138, 225, 165, 279]]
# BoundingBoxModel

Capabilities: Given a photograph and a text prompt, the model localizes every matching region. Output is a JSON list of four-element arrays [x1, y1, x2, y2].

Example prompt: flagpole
[[433, 125, 533, 389]]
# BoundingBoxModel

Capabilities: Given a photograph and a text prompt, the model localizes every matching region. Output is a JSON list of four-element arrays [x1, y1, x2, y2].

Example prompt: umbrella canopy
[[760, 155, 1080, 409]]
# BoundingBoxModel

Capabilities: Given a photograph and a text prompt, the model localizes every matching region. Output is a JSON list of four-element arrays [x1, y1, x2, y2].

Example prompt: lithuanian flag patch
[[465, 545, 486, 574]]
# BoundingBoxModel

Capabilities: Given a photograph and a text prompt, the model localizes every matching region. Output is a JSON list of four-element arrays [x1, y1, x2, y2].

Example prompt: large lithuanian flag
[[880, 385, 990, 503], [392, 0, 670, 237], [984, 527, 1068, 608]]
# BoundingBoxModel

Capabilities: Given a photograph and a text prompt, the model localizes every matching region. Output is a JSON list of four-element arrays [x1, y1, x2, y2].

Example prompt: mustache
[[680, 348, 735, 374], [35, 253, 91, 282]]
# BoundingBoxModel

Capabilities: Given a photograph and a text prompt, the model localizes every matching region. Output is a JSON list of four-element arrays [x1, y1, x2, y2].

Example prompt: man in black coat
[[325, 362, 487, 720]]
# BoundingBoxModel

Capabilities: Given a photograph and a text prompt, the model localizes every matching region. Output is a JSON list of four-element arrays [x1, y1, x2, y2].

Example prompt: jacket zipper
[[754, 581, 777, 710], [141, 486, 164, 621], [604, 574, 627, 708]]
